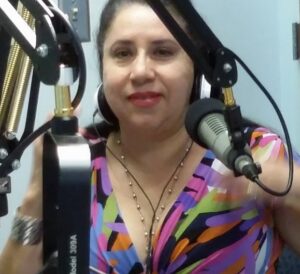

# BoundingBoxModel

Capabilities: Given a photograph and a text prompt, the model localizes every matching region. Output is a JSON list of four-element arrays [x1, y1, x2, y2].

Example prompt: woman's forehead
[[105, 4, 176, 41]]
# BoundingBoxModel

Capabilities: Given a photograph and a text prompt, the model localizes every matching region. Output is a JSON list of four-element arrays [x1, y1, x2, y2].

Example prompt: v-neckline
[[101, 151, 207, 268]]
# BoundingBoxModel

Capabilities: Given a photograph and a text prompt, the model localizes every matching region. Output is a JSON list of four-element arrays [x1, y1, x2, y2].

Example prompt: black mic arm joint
[[211, 48, 238, 88]]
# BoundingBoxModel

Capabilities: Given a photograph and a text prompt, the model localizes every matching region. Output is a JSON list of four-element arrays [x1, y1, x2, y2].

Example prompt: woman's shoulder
[[246, 126, 281, 142], [244, 125, 285, 161], [245, 125, 282, 143]]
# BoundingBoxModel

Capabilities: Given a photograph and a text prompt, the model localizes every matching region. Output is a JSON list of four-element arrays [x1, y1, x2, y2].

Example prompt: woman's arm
[[272, 162, 300, 255], [0, 139, 43, 274], [0, 216, 43, 274], [248, 157, 300, 255], [229, 127, 300, 255]]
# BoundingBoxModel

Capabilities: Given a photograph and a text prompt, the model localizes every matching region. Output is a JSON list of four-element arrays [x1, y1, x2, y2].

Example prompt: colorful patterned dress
[[89, 127, 285, 273]]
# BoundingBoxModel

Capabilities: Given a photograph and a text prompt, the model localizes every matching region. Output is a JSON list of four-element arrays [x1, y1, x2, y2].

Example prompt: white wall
[[278, 0, 300, 149], [194, 0, 300, 150], [1, 0, 299, 250]]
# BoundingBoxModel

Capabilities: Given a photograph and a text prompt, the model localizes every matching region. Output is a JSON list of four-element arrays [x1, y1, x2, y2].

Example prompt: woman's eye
[[153, 48, 174, 58], [113, 49, 132, 59]]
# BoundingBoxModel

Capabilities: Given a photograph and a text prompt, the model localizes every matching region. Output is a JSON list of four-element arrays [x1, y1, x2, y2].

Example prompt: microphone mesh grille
[[205, 115, 227, 135]]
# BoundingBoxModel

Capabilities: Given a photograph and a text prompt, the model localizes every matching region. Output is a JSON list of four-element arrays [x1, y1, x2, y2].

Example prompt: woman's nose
[[129, 54, 155, 84]]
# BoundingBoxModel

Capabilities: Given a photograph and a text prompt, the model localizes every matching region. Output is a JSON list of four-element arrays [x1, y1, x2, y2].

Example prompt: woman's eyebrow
[[151, 39, 178, 45], [110, 40, 132, 47], [108, 39, 179, 49]]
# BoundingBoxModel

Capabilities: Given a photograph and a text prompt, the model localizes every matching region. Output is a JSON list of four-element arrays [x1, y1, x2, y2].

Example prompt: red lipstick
[[128, 91, 162, 108]]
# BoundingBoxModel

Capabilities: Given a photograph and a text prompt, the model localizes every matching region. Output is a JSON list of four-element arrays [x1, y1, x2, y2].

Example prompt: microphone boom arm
[[144, 0, 238, 88], [146, 0, 263, 181], [0, 0, 60, 85]]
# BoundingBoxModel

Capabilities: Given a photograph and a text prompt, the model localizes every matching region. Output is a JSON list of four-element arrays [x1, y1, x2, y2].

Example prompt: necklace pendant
[[111, 137, 193, 259]]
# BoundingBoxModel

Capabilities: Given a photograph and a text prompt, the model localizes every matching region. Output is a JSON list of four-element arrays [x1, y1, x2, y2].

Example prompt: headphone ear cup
[[200, 75, 212, 99], [95, 84, 118, 125], [199, 75, 223, 100]]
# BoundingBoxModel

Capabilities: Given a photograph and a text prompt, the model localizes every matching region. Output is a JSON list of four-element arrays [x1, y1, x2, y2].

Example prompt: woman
[[1, 0, 300, 273]]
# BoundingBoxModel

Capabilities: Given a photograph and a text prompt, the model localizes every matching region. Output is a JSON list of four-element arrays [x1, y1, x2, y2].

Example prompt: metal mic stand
[[0, 0, 19, 218], [0, 1, 91, 273], [42, 66, 91, 273]]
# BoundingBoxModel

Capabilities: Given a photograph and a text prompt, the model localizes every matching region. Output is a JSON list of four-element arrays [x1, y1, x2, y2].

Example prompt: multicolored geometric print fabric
[[89, 127, 285, 273]]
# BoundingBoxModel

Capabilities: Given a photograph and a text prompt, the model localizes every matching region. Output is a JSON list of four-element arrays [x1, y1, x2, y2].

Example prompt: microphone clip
[[224, 104, 262, 180]]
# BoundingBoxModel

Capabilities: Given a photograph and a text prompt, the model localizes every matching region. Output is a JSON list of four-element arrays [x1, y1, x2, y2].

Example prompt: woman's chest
[[91, 155, 280, 273]]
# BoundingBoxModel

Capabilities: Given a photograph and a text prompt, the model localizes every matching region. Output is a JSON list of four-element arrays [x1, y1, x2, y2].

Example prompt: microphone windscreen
[[185, 98, 224, 147]]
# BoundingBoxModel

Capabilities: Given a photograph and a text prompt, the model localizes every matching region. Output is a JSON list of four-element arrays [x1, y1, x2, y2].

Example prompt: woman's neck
[[107, 126, 192, 175]]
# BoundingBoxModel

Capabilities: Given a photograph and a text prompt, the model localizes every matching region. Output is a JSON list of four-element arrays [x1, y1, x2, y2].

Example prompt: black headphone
[[95, 84, 119, 125]]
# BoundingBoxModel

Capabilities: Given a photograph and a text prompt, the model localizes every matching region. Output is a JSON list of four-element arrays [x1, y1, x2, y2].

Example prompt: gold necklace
[[106, 137, 193, 269]]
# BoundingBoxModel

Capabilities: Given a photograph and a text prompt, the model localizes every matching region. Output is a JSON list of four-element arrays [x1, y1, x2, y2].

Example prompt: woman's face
[[102, 3, 194, 133]]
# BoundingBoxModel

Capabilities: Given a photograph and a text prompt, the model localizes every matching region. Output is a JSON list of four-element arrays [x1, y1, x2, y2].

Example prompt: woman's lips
[[128, 91, 162, 107]]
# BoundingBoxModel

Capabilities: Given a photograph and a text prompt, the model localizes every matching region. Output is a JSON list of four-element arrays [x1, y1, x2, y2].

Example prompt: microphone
[[185, 98, 261, 181]]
